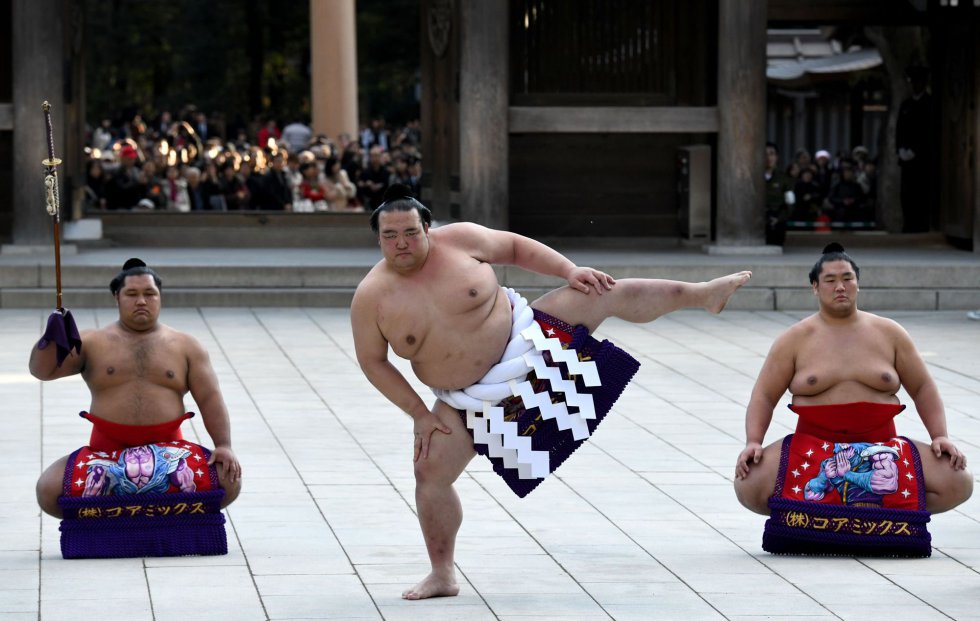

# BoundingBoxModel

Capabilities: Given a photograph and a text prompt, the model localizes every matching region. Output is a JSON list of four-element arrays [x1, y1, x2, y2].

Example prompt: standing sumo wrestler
[[352, 184, 752, 599]]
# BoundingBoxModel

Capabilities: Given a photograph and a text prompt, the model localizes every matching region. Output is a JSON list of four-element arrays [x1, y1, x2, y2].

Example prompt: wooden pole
[[42, 101, 64, 312]]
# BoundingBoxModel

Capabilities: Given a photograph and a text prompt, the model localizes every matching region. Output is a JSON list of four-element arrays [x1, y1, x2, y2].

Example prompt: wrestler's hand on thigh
[[735, 442, 764, 480], [567, 266, 615, 295], [414, 409, 452, 462], [208, 446, 243, 482], [931, 436, 968, 470]]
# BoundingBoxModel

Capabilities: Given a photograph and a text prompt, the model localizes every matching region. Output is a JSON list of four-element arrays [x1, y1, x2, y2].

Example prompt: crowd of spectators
[[764, 142, 878, 245], [83, 106, 423, 214]]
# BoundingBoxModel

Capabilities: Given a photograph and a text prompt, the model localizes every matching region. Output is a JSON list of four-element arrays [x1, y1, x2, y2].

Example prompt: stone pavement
[[1, 306, 978, 620]]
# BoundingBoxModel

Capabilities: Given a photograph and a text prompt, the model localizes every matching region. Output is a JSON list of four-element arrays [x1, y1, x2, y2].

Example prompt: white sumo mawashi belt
[[433, 288, 602, 479]]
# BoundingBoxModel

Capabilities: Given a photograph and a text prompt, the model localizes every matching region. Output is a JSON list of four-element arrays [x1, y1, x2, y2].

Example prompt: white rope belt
[[434, 288, 602, 480]]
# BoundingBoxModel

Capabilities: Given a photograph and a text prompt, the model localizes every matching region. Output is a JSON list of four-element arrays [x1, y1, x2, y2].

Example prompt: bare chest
[[791, 329, 899, 395], [83, 334, 188, 392], [377, 259, 504, 360]]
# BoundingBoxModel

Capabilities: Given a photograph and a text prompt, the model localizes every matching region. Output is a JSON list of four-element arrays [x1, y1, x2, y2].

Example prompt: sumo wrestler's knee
[[218, 472, 242, 508], [923, 451, 975, 513], [413, 443, 471, 490], [944, 466, 974, 510], [734, 476, 771, 516], [36, 457, 69, 518], [413, 454, 450, 488], [36, 476, 62, 518]]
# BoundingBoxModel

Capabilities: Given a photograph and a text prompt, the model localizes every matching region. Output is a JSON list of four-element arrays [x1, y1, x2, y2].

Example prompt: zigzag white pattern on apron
[[433, 288, 602, 480]]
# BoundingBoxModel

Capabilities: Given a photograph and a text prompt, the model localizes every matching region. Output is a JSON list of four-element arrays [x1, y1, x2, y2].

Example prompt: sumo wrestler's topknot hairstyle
[[109, 258, 163, 295], [808, 242, 860, 284], [370, 183, 432, 233]]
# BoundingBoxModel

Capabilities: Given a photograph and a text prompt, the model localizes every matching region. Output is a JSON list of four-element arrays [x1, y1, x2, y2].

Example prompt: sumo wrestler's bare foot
[[402, 571, 460, 600], [703, 271, 752, 314]]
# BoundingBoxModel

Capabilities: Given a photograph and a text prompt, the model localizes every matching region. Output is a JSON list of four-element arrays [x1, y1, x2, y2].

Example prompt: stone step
[[2, 239, 978, 310], [3, 283, 978, 311], [0, 265, 372, 288], [96, 211, 377, 247], [0, 287, 358, 308], [5, 260, 979, 289]]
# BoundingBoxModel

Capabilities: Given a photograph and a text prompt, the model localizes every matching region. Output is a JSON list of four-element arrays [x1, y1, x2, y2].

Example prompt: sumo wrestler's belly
[[89, 382, 188, 425], [410, 308, 513, 391]]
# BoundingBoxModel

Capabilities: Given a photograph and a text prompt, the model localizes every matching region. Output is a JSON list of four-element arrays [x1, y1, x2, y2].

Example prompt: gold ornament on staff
[[41, 101, 65, 312]]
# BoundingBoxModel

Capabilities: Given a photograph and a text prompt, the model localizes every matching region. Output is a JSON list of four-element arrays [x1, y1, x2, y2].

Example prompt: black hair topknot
[[382, 183, 414, 203], [109, 257, 162, 295], [808, 242, 860, 284]]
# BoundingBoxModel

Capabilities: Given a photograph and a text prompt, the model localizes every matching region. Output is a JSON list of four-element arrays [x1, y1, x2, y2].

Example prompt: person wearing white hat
[[813, 150, 833, 197]]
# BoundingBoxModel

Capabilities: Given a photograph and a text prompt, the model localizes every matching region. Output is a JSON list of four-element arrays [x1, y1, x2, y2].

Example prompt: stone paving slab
[[0, 307, 977, 620]]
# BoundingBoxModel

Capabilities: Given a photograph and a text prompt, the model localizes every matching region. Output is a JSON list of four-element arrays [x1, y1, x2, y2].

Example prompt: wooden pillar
[[792, 94, 806, 155], [459, 0, 508, 228], [714, 0, 767, 249], [65, 0, 86, 221], [309, 0, 359, 142], [10, 0, 63, 247], [935, 16, 978, 247], [974, 20, 980, 254], [420, 0, 460, 222]]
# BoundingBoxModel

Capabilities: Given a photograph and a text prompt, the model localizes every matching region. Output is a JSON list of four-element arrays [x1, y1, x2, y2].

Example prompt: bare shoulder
[[775, 314, 818, 350], [68, 326, 106, 367], [431, 221, 487, 239], [162, 325, 207, 356], [79, 324, 110, 345], [431, 221, 497, 248], [432, 222, 511, 262], [352, 261, 389, 303], [860, 311, 912, 341], [80, 322, 129, 350]]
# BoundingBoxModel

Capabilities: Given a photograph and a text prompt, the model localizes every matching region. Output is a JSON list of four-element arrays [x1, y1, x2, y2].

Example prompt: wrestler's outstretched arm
[[736, 331, 797, 479], [889, 319, 967, 470], [351, 287, 451, 462], [442, 222, 615, 295], [185, 334, 242, 482]]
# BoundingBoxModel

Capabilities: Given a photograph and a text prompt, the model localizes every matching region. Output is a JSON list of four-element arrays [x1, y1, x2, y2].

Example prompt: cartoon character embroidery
[[82, 445, 197, 496], [804, 443, 900, 506]]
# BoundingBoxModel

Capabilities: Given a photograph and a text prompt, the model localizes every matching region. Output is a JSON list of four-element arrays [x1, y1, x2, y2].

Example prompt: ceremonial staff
[[41, 101, 64, 312], [36, 101, 80, 368]]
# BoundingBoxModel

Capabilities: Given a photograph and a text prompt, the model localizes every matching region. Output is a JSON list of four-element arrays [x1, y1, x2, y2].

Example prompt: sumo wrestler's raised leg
[[733, 439, 785, 515], [36, 455, 70, 518], [911, 440, 974, 513], [531, 272, 752, 333], [404, 399, 477, 600]]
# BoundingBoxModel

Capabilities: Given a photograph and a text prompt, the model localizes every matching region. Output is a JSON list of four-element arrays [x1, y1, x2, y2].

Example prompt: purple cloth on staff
[[37, 310, 81, 367]]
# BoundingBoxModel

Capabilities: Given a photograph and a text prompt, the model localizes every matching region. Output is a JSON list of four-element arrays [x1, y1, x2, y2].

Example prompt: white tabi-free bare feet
[[703, 271, 752, 314], [401, 571, 460, 600]]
